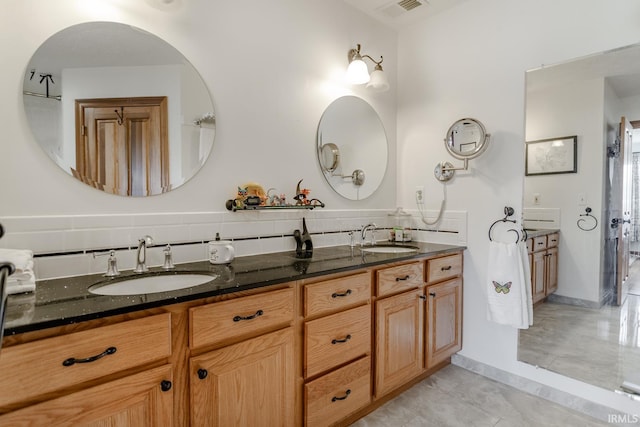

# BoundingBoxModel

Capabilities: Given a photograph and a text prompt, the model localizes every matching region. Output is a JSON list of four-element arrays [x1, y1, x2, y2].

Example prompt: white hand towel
[[199, 125, 215, 162], [519, 241, 534, 327], [7, 270, 36, 295], [486, 241, 530, 329], [0, 248, 33, 271], [4, 292, 35, 328]]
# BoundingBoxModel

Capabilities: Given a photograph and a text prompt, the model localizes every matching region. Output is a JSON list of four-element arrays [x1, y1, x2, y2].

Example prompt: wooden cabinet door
[[531, 250, 546, 303], [545, 247, 558, 295], [374, 289, 423, 398], [425, 279, 462, 369], [0, 365, 173, 426], [190, 328, 295, 427]]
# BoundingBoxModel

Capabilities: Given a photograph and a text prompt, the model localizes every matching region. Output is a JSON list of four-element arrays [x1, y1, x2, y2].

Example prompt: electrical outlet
[[415, 186, 424, 204], [578, 193, 587, 206], [533, 193, 541, 205]]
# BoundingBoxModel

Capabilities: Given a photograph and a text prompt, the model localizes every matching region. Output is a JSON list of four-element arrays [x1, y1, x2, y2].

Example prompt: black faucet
[[294, 218, 313, 258]]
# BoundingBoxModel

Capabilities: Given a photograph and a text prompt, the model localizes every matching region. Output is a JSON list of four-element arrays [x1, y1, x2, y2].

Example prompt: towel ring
[[488, 206, 521, 243], [577, 207, 598, 231]]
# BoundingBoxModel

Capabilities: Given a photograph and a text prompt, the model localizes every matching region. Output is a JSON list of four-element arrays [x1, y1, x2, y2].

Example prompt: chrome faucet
[[361, 223, 377, 246], [134, 235, 154, 273]]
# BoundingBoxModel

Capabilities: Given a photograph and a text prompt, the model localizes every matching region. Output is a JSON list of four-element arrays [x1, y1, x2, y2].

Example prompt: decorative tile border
[[0, 209, 466, 280]]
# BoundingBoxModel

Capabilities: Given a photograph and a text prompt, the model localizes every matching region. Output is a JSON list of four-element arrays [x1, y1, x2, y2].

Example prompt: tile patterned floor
[[519, 261, 640, 392], [351, 365, 611, 426]]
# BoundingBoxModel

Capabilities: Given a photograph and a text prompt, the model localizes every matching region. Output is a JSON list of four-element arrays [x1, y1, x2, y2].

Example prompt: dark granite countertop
[[4, 242, 464, 336]]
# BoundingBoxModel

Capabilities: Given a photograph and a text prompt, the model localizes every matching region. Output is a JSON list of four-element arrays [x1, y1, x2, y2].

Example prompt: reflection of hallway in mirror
[[519, 259, 640, 393]]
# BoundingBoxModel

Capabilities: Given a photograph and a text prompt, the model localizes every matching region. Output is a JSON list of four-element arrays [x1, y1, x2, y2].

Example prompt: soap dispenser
[[389, 207, 412, 242], [208, 233, 235, 264]]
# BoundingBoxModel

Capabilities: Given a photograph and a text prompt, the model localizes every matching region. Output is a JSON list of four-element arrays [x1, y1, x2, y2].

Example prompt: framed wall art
[[525, 135, 577, 176]]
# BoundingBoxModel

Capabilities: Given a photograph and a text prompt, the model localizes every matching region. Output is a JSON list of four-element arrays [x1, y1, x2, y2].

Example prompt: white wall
[[0, 0, 397, 218], [397, 0, 640, 415], [524, 78, 604, 303]]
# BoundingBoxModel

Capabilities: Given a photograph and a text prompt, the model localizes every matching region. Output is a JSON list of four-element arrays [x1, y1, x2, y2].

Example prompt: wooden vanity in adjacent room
[[0, 244, 463, 426]]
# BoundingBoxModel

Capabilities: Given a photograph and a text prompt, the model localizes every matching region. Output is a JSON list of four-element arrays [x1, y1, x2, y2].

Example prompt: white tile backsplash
[[1, 208, 467, 280]]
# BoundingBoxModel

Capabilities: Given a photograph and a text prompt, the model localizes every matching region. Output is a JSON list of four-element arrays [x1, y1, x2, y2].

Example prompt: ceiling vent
[[379, 0, 425, 17]]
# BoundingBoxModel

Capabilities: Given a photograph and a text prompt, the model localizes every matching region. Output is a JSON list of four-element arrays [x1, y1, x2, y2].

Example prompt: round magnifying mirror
[[319, 143, 340, 173], [444, 118, 489, 160], [23, 22, 216, 197]]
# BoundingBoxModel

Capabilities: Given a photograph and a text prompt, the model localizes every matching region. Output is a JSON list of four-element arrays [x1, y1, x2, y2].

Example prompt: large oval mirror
[[316, 96, 387, 200], [23, 22, 216, 197]]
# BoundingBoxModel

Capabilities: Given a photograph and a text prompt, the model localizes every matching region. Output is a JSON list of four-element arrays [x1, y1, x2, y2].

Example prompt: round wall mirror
[[23, 22, 216, 197], [444, 118, 489, 160], [316, 96, 387, 200]]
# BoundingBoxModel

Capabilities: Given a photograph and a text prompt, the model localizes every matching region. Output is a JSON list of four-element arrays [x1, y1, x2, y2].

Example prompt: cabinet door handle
[[395, 275, 411, 281], [160, 380, 172, 392], [331, 334, 352, 344], [197, 368, 208, 380], [419, 295, 427, 300], [233, 309, 264, 322], [62, 346, 117, 366], [429, 292, 436, 297], [331, 389, 352, 402], [332, 289, 352, 298], [441, 265, 452, 271]]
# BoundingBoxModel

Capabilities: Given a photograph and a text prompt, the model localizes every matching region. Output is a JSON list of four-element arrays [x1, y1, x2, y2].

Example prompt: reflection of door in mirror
[[519, 43, 640, 394], [74, 97, 169, 196], [615, 117, 633, 304]]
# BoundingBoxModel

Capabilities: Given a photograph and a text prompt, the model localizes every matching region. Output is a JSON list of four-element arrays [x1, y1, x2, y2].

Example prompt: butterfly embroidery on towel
[[492, 281, 512, 294]]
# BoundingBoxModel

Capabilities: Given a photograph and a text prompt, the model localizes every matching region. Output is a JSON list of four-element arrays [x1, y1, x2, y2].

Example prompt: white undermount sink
[[88, 273, 217, 296], [360, 245, 419, 254]]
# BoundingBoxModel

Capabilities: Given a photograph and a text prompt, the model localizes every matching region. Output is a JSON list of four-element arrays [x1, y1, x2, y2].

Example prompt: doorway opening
[[74, 96, 169, 196]]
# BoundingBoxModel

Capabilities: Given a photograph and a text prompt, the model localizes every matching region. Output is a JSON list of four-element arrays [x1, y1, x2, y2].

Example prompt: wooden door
[[617, 116, 633, 305], [545, 247, 558, 295], [374, 289, 424, 398], [75, 97, 169, 196], [190, 328, 295, 427], [531, 251, 546, 303], [425, 279, 462, 369], [0, 365, 173, 426]]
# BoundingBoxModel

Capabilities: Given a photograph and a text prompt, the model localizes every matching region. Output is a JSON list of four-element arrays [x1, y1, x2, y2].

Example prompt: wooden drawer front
[[305, 272, 371, 318], [305, 305, 371, 378], [547, 233, 559, 248], [376, 262, 423, 297], [533, 236, 547, 251], [426, 253, 462, 283], [0, 313, 171, 409], [305, 356, 371, 427], [190, 288, 294, 349]]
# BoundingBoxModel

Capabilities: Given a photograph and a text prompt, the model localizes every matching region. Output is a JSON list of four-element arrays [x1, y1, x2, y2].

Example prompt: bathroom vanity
[[525, 230, 559, 304], [0, 243, 463, 426]]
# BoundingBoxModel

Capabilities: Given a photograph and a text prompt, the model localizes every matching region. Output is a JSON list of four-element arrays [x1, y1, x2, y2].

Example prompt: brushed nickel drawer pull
[[332, 289, 352, 298], [441, 265, 452, 271], [395, 275, 411, 281], [332, 389, 352, 402], [331, 334, 352, 345], [62, 346, 117, 366], [233, 309, 264, 322]]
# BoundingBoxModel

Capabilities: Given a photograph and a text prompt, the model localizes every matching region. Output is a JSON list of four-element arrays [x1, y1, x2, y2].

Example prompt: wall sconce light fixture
[[346, 44, 389, 92]]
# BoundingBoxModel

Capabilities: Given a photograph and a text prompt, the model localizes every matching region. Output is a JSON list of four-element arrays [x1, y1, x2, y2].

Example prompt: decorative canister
[[208, 233, 235, 264]]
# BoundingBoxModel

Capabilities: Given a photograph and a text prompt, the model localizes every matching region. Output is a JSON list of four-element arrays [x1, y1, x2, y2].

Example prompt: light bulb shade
[[366, 68, 389, 92], [346, 59, 370, 84]]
